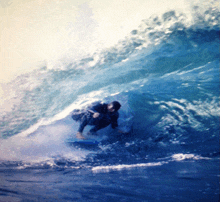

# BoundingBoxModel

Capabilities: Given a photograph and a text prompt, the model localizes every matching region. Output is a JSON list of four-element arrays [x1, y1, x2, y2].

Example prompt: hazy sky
[[0, 0, 190, 83]]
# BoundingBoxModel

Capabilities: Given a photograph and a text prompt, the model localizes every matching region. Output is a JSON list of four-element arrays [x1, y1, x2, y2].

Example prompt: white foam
[[92, 162, 165, 172], [92, 153, 212, 173], [0, 126, 91, 162], [171, 153, 210, 161]]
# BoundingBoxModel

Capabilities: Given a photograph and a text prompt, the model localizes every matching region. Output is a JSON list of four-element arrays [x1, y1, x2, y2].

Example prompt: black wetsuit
[[72, 102, 119, 134]]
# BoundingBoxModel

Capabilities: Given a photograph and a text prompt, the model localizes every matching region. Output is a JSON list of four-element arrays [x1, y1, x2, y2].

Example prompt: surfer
[[71, 101, 121, 139]]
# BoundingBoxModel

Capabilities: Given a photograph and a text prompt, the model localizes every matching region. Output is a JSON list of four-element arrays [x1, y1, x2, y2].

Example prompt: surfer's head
[[108, 101, 121, 112]]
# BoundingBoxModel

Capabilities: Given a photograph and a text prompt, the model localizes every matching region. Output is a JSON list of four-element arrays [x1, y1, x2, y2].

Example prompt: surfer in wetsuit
[[71, 101, 121, 139]]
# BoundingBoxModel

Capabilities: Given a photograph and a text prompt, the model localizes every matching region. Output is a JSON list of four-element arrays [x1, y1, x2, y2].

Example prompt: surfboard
[[66, 137, 100, 145]]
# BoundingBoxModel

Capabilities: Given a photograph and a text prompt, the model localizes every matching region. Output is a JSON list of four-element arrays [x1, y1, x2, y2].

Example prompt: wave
[[0, 1, 219, 167]]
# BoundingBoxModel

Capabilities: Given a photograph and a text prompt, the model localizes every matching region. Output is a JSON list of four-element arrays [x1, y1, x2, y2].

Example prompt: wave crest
[[84, 3, 219, 68]]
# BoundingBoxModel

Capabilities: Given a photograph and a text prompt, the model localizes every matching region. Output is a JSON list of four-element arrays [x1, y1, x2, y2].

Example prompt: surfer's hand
[[118, 130, 128, 134], [93, 113, 100, 118], [76, 132, 86, 139]]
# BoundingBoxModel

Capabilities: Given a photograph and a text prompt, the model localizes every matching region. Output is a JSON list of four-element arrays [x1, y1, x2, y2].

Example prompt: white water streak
[[92, 162, 166, 172]]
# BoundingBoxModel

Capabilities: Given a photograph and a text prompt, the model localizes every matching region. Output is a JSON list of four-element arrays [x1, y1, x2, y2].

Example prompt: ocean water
[[0, 1, 219, 202]]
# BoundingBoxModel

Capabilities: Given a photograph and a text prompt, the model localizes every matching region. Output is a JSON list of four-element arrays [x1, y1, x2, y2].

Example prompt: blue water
[[0, 3, 219, 202]]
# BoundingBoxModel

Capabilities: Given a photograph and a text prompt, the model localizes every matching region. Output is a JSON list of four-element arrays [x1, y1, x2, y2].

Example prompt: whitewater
[[0, 0, 219, 201]]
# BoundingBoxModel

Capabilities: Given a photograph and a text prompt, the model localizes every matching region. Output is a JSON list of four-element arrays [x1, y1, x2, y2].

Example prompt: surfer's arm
[[88, 102, 105, 118], [110, 112, 127, 134], [111, 120, 126, 134], [87, 110, 100, 118], [111, 121, 118, 129], [78, 114, 89, 133], [110, 112, 119, 129]]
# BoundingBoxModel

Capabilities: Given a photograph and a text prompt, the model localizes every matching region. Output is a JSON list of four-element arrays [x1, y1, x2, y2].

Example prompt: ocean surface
[[0, 1, 219, 202]]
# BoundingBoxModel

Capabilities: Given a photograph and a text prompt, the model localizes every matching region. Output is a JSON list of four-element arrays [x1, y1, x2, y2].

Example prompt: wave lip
[[87, 3, 220, 68]]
